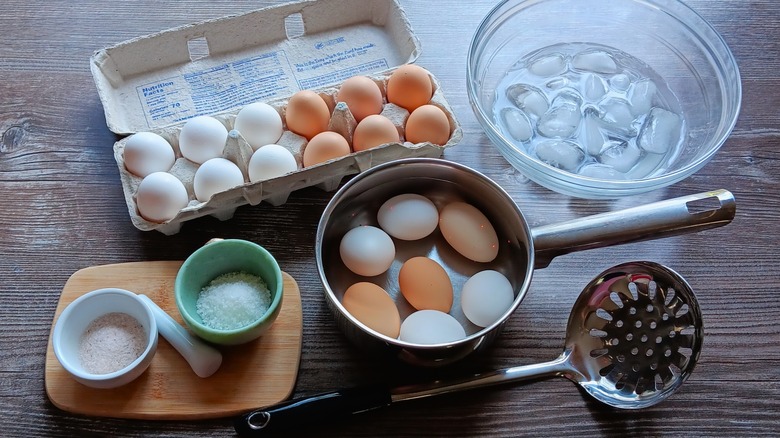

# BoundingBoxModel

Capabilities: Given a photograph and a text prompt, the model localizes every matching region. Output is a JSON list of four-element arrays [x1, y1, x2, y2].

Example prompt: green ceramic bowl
[[175, 239, 283, 345]]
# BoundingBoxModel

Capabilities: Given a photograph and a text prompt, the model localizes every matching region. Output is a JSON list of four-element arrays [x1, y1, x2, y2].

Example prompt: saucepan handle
[[531, 189, 736, 269]]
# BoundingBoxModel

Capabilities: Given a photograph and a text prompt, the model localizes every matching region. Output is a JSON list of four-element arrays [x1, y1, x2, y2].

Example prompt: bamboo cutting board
[[45, 261, 303, 420]]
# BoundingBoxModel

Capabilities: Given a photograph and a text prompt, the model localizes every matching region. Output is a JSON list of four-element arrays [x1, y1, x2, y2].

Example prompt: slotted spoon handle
[[234, 357, 570, 436], [234, 386, 392, 436], [531, 189, 735, 268]]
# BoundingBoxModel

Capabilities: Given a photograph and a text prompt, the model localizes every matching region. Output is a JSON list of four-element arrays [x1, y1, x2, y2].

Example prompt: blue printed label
[[134, 32, 392, 128], [136, 50, 296, 127]]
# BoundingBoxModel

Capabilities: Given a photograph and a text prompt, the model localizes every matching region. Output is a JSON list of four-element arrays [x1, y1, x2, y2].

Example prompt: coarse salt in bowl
[[467, 0, 741, 198], [52, 288, 158, 389], [174, 239, 283, 346]]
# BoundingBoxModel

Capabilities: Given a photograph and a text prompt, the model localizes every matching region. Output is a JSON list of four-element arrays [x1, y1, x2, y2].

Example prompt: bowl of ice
[[467, 0, 741, 198]]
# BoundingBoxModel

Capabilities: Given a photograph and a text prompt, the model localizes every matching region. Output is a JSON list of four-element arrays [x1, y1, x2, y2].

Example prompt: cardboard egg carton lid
[[90, 0, 462, 235], [91, 0, 424, 134]]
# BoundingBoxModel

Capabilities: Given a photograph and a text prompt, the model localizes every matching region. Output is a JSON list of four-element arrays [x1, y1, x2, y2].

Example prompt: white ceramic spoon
[[138, 294, 222, 378]]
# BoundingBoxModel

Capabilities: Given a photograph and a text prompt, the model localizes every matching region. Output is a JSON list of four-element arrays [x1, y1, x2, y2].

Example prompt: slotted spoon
[[235, 261, 703, 436]]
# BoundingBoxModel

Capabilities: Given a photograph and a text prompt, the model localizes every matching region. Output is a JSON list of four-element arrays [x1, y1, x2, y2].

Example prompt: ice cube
[[545, 77, 569, 90], [537, 91, 582, 138], [506, 84, 549, 118], [609, 74, 631, 92], [572, 50, 619, 74], [598, 139, 642, 173], [578, 163, 627, 180], [583, 73, 607, 101], [534, 139, 585, 172], [625, 152, 665, 179], [528, 53, 567, 77], [637, 107, 682, 154], [599, 97, 636, 134], [553, 90, 583, 107], [628, 79, 657, 116], [582, 111, 606, 156], [501, 107, 533, 142]]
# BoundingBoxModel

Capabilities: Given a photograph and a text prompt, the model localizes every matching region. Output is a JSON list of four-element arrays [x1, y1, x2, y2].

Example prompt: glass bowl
[[467, 0, 741, 199]]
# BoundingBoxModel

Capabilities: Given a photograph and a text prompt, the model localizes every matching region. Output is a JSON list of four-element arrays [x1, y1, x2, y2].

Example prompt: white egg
[[234, 102, 284, 151], [339, 226, 395, 277], [399, 310, 466, 344], [377, 193, 438, 241], [179, 116, 228, 164], [135, 171, 189, 223], [193, 158, 245, 202], [248, 144, 298, 183], [461, 270, 514, 327], [123, 132, 175, 177]]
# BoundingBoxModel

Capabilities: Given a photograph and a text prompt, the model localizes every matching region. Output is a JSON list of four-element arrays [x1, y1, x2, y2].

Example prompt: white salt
[[79, 312, 146, 375], [196, 271, 271, 330]]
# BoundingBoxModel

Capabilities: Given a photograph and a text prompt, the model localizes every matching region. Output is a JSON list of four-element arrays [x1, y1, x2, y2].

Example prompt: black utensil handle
[[234, 385, 392, 436]]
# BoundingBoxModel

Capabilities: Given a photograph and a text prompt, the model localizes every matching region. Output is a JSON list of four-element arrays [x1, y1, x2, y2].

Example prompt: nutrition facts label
[[136, 50, 297, 127], [135, 31, 392, 129]]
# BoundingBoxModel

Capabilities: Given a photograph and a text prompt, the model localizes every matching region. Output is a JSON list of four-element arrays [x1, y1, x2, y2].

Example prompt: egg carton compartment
[[114, 69, 462, 235]]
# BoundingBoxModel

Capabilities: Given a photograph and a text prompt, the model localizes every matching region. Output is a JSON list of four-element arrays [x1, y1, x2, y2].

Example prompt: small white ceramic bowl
[[52, 288, 158, 389]]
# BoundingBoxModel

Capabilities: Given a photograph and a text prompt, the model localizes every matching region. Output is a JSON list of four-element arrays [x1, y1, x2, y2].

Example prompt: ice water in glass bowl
[[493, 43, 685, 180]]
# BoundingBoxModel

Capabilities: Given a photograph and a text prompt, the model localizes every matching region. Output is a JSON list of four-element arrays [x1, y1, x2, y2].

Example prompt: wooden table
[[2, 1, 778, 436]]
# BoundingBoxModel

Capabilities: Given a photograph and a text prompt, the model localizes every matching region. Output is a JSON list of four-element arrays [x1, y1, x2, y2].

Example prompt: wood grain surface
[[1, 0, 778, 437], [45, 262, 303, 420]]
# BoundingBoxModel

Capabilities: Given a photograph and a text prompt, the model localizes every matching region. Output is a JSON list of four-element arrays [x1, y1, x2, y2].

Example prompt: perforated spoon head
[[563, 261, 703, 409]]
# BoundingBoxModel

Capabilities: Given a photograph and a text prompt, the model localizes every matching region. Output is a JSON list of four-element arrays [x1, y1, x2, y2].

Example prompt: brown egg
[[398, 257, 453, 312], [343, 282, 401, 338], [352, 115, 400, 152], [285, 90, 331, 140], [405, 104, 451, 146], [386, 64, 434, 112], [302, 131, 351, 167], [439, 202, 499, 263], [336, 76, 384, 122]]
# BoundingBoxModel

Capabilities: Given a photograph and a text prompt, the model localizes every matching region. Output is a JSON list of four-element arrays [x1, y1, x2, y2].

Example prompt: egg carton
[[91, 0, 462, 235]]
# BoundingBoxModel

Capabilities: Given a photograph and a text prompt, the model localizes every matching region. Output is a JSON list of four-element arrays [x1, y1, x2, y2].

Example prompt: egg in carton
[[114, 65, 462, 235]]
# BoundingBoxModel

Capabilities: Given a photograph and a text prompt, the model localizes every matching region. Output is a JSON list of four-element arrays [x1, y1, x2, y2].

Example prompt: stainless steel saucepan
[[315, 158, 734, 367]]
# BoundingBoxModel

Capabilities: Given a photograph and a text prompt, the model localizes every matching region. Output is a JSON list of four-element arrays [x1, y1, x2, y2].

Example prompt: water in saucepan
[[493, 43, 684, 180]]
